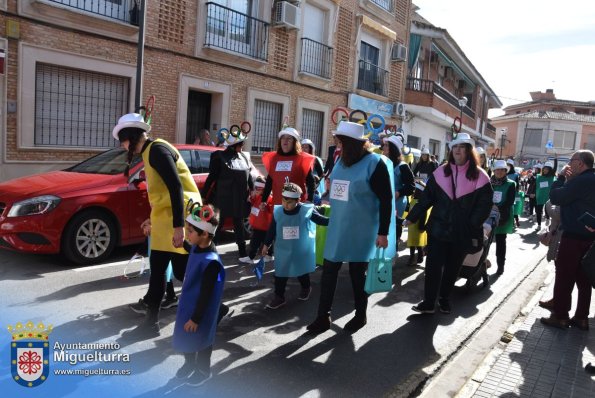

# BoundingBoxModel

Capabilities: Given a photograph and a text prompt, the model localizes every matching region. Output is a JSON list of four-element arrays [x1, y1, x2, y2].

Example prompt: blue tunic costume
[[273, 203, 317, 277], [173, 250, 225, 353]]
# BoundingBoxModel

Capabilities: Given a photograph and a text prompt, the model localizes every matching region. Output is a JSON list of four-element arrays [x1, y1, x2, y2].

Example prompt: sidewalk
[[464, 284, 595, 397]]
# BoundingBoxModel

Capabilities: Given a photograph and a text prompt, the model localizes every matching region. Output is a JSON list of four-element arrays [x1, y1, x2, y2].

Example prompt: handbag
[[364, 248, 393, 294], [581, 242, 595, 288], [539, 231, 552, 246]]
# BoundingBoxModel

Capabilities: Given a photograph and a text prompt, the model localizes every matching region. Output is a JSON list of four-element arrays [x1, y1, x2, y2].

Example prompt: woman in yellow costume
[[113, 113, 201, 336]]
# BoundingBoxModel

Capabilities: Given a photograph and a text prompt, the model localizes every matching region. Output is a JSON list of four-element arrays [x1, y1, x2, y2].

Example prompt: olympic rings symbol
[[333, 184, 346, 194], [452, 116, 462, 133], [217, 121, 251, 144], [188, 202, 215, 222]]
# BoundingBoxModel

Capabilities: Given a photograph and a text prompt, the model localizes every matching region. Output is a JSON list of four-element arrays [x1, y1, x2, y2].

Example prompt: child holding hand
[[240, 176, 274, 263], [261, 181, 329, 309]]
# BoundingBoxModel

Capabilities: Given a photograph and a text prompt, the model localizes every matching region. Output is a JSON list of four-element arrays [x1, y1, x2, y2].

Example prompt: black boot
[[122, 306, 160, 340], [176, 353, 196, 379], [496, 259, 504, 275], [417, 247, 424, 264], [343, 312, 367, 333], [238, 241, 247, 258]]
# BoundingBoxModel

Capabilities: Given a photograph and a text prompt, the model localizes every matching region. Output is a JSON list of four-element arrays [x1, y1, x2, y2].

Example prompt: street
[[1, 224, 550, 397]]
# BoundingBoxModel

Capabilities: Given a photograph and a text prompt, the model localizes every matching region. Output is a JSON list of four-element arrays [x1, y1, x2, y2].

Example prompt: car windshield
[[66, 149, 142, 175]]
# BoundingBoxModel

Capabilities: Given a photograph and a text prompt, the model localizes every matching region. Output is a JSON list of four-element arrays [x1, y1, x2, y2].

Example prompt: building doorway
[[186, 91, 211, 144]]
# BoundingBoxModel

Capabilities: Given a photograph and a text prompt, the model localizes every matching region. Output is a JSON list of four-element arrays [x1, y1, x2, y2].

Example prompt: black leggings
[[535, 204, 545, 226], [145, 250, 188, 308], [317, 260, 368, 317], [274, 274, 310, 298]]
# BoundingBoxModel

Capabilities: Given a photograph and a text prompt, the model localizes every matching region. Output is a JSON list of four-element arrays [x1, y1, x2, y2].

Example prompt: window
[[34, 63, 129, 148], [407, 135, 420, 149], [301, 109, 324, 151], [553, 130, 576, 150], [299, 4, 332, 79], [358, 41, 388, 96], [369, 0, 393, 12], [253, 99, 282, 153], [179, 150, 202, 174], [197, 150, 213, 173], [587, 134, 595, 151], [524, 128, 544, 149], [205, 0, 268, 60], [429, 139, 440, 156]]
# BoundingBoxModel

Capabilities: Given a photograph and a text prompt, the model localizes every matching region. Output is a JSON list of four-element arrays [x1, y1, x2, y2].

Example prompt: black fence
[[47, 0, 138, 24], [357, 60, 388, 97], [299, 38, 333, 79], [205, 2, 269, 61]]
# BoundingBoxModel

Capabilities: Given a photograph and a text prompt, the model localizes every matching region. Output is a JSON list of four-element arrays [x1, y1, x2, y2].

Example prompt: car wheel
[[62, 210, 117, 265], [243, 218, 253, 239]]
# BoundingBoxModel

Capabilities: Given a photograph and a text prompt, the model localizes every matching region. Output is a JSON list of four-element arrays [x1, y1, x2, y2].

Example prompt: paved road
[[0, 222, 549, 397]]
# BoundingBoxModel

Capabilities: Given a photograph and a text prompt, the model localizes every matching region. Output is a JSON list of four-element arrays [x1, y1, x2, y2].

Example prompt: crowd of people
[[111, 113, 594, 386]]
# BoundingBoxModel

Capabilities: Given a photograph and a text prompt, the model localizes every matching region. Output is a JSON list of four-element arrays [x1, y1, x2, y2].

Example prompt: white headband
[[185, 214, 217, 234], [281, 190, 301, 199], [254, 181, 266, 188]]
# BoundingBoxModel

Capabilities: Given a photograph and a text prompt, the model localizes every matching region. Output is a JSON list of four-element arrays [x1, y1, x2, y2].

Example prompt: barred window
[[35, 63, 129, 148], [301, 109, 324, 152], [253, 99, 282, 154], [524, 128, 544, 149]]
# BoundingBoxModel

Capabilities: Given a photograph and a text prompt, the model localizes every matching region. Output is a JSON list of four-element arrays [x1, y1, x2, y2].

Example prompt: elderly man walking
[[541, 150, 595, 331]]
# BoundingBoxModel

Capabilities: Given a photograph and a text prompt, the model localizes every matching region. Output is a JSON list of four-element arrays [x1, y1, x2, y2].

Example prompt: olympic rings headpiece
[[217, 121, 252, 146], [186, 202, 218, 234]]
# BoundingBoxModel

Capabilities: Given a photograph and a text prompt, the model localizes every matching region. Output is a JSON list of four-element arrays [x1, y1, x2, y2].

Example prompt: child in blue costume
[[261, 181, 329, 309], [172, 204, 225, 387]]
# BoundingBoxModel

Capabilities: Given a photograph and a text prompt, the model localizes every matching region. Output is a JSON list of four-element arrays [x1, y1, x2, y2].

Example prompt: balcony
[[369, 0, 394, 12], [357, 60, 389, 97], [46, 0, 137, 24], [299, 38, 333, 80], [205, 2, 269, 61], [485, 122, 496, 139], [406, 77, 476, 119]]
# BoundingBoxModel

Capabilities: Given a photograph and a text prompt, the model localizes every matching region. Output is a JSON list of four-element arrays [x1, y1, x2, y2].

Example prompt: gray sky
[[413, 0, 595, 117]]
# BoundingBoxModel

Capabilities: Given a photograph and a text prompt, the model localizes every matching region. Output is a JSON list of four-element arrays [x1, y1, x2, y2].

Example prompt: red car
[[0, 144, 257, 265]]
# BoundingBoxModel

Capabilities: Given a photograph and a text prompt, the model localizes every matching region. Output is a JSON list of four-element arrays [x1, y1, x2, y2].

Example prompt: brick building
[[402, 10, 501, 161], [0, 0, 412, 181], [491, 89, 595, 167]]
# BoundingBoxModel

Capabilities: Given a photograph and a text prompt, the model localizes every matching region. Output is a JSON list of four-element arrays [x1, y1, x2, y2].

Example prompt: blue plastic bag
[[253, 257, 266, 282], [364, 248, 393, 294]]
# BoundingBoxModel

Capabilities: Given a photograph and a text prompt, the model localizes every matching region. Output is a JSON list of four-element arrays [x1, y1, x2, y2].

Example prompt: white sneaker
[[264, 255, 274, 262], [239, 256, 252, 263]]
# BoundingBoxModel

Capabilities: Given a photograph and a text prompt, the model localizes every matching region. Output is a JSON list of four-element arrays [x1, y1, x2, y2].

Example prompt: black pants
[[184, 346, 213, 374], [495, 233, 507, 268], [535, 204, 545, 226], [423, 236, 466, 304], [317, 260, 368, 317], [248, 229, 267, 259], [232, 217, 247, 256], [145, 250, 188, 308], [528, 197, 536, 216], [274, 274, 310, 298]]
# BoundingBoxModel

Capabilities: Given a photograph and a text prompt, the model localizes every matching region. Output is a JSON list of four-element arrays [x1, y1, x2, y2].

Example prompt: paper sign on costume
[[539, 181, 549, 188], [251, 207, 260, 216], [493, 191, 503, 203], [282, 226, 300, 240], [330, 180, 350, 201], [275, 161, 293, 172], [419, 173, 428, 181]]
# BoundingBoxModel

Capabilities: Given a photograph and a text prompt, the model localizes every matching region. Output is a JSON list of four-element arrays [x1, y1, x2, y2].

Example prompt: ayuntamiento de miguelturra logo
[[8, 321, 52, 387]]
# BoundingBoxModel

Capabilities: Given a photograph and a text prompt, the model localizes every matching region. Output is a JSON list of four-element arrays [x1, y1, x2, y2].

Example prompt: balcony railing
[[407, 77, 476, 119], [357, 60, 389, 97], [299, 38, 333, 79], [205, 2, 269, 61], [486, 122, 496, 133], [47, 0, 137, 24], [369, 0, 394, 12]]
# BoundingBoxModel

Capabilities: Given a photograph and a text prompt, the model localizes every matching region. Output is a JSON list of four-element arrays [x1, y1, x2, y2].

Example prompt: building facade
[[0, 0, 412, 181], [491, 89, 595, 167], [402, 10, 501, 162]]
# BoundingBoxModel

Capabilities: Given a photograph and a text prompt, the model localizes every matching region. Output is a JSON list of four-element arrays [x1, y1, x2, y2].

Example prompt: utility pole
[[134, 0, 146, 111]]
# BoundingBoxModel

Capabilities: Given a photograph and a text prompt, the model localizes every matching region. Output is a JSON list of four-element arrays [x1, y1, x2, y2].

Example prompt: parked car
[[0, 144, 259, 265]]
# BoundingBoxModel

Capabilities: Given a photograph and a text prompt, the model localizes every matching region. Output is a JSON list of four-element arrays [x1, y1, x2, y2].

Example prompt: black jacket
[[550, 168, 595, 239], [406, 168, 493, 243]]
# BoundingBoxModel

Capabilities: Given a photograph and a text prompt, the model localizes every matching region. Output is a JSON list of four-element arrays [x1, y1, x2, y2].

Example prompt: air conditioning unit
[[393, 102, 406, 117], [274, 1, 300, 30], [391, 43, 407, 62]]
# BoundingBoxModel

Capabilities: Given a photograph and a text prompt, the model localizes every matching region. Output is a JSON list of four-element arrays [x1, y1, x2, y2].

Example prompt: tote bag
[[364, 248, 393, 294]]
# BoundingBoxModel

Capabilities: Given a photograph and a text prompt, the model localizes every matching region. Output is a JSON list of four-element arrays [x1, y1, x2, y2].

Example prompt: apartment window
[[429, 139, 440, 156], [553, 130, 576, 150], [358, 41, 388, 96], [301, 109, 324, 151], [47, 0, 134, 23], [299, 3, 332, 79], [407, 135, 420, 149], [253, 99, 282, 153], [369, 0, 393, 12], [34, 63, 129, 148], [205, 0, 268, 60], [524, 128, 544, 149]]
